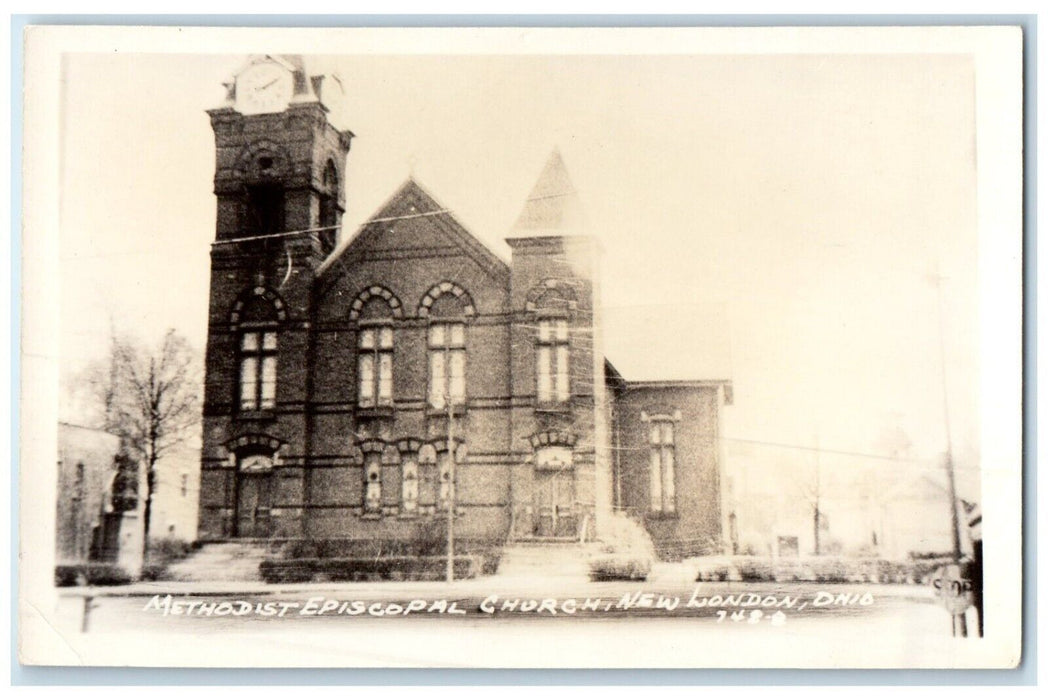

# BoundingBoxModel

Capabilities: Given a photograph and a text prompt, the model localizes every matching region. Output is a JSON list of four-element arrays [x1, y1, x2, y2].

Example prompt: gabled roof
[[510, 149, 585, 236], [317, 177, 510, 283]]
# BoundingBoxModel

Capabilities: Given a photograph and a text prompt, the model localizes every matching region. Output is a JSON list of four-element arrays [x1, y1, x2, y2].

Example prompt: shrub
[[694, 557, 733, 582], [477, 549, 503, 576], [276, 537, 501, 561], [259, 559, 315, 584], [259, 556, 481, 584], [54, 563, 133, 587], [139, 562, 168, 582], [588, 555, 651, 582], [736, 558, 775, 582], [281, 538, 321, 560], [690, 555, 957, 585], [909, 550, 954, 560], [147, 537, 192, 563]]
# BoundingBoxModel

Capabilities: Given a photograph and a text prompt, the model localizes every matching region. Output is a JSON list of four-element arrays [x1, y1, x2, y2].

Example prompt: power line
[[211, 225, 341, 247]]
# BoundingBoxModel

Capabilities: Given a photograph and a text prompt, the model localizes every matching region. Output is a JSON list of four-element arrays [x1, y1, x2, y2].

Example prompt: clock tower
[[198, 55, 353, 539]]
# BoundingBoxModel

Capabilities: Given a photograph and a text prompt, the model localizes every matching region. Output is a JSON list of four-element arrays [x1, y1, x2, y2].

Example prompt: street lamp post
[[445, 391, 456, 583]]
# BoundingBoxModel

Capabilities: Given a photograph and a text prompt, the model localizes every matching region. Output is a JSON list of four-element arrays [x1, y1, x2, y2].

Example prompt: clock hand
[[256, 78, 279, 91]]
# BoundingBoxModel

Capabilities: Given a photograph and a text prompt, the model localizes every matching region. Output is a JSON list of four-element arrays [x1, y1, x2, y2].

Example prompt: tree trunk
[[142, 462, 156, 557], [813, 506, 821, 556]]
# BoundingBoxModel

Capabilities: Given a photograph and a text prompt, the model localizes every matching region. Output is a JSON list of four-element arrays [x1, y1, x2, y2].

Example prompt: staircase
[[164, 541, 273, 583], [496, 541, 604, 580]]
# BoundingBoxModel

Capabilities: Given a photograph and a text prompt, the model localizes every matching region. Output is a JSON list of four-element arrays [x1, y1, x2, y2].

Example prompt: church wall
[[616, 385, 725, 556]]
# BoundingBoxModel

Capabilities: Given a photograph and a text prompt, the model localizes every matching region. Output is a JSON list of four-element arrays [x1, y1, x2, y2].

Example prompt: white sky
[[57, 49, 980, 476]]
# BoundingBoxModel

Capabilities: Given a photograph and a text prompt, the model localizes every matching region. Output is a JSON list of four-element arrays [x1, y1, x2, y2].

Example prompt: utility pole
[[813, 434, 821, 556], [933, 268, 967, 637], [445, 389, 456, 583]]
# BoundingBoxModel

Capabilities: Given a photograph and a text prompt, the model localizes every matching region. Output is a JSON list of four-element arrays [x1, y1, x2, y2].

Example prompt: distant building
[[196, 55, 732, 556], [726, 444, 974, 559], [56, 423, 143, 572]]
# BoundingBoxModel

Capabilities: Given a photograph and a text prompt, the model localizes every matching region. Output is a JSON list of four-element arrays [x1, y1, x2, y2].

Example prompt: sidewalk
[[56, 566, 934, 603]]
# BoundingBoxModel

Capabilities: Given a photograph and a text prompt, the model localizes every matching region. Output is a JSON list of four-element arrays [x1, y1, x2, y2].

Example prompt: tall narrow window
[[649, 420, 676, 513], [536, 318, 570, 404], [319, 161, 339, 254], [428, 322, 466, 409], [358, 326, 393, 408], [401, 458, 419, 514], [245, 184, 284, 235], [364, 454, 382, 514], [239, 330, 278, 410]]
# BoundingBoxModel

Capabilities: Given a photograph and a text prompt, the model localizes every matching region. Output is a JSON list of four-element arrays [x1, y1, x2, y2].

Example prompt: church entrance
[[533, 471, 576, 538], [235, 472, 272, 538]]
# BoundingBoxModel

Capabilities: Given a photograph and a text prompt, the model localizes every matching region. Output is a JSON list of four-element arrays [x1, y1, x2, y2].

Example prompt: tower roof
[[511, 149, 585, 236]]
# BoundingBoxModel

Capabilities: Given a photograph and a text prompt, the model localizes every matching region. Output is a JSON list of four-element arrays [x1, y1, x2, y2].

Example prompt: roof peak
[[511, 149, 585, 235]]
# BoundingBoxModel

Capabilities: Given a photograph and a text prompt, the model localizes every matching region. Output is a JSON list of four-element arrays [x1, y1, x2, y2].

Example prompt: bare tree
[[790, 436, 825, 556], [91, 329, 201, 551]]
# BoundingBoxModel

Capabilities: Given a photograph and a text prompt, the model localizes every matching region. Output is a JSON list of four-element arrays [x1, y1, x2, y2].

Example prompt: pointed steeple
[[511, 149, 585, 236]]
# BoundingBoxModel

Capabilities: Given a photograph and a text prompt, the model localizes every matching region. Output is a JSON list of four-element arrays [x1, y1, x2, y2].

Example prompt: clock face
[[236, 62, 293, 115], [239, 454, 274, 472]]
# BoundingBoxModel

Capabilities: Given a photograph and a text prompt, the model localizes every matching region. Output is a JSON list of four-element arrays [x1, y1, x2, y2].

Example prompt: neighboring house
[[196, 55, 732, 556], [147, 441, 201, 542], [56, 423, 144, 572]]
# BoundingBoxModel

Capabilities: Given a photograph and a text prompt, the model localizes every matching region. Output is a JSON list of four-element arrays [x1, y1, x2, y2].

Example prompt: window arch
[[230, 286, 287, 327], [224, 433, 285, 469], [417, 281, 476, 318], [348, 285, 403, 321], [529, 431, 577, 471], [525, 278, 578, 313]]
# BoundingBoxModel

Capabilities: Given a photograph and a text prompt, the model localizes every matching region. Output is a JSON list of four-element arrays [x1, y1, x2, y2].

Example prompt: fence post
[[81, 594, 94, 633]]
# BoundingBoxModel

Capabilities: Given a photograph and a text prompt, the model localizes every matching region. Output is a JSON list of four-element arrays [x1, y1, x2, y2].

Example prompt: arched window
[[350, 286, 401, 409], [364, 453, 382, 514], [419, 282, 474, 410], [236, 142, 289, 238], [319, 160, 339, 254], [231, 288, 286, 412], [401, 457, 419, 514], [528, 280, 575, 405]]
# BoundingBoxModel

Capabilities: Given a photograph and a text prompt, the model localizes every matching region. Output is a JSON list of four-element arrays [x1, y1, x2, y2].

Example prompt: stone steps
[[165, 542, 273, 582], [496, 542, 605, 579]]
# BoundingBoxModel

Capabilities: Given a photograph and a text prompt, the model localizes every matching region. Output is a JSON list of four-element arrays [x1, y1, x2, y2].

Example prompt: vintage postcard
[[19, 25, 1023, 668]]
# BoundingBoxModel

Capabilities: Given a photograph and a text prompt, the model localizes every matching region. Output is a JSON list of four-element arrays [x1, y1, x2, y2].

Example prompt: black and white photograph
[[18, 25, 1023, 668]]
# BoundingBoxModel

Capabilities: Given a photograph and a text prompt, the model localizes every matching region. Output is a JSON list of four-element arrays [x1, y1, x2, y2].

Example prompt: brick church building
[[198, 55, 733, 556]]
